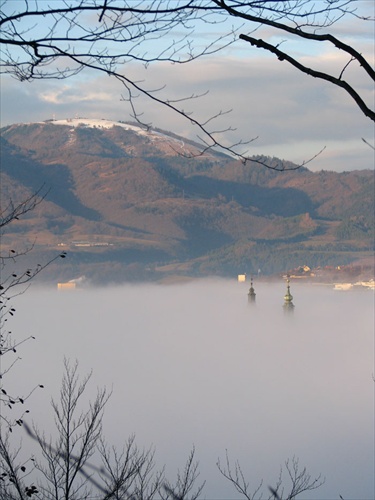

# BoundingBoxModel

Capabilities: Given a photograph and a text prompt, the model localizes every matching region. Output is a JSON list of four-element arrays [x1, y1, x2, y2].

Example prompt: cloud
[[1, 48, 373, 172], [40, 85, 113, 104]]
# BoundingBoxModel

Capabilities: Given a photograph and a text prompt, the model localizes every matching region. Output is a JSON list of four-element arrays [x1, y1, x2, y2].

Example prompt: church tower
[[283, 276, 294, 313], [248, 277, 256, 304]]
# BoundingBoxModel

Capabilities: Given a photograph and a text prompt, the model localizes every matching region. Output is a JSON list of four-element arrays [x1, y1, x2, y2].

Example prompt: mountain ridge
[[1, 119, 373, 283]]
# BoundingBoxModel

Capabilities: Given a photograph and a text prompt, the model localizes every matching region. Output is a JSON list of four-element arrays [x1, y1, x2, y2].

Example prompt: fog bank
[[8, 280, 374, 499]]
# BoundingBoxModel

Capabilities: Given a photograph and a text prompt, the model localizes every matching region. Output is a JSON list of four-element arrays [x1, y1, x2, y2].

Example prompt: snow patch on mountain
[[49, 118, 174, 141], [47, 117, 197, 155]]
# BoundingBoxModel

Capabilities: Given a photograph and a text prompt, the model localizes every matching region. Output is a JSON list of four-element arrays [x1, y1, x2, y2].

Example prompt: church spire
[[248, 277, 256, 304], [283, 276, 294, 313]]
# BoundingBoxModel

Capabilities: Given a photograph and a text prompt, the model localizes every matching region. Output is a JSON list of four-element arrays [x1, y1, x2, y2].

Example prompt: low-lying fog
[[7, 279, 374, 499]]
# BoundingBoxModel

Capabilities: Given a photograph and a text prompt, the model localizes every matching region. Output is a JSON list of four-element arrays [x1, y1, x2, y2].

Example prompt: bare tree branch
[[238, 33, 375, 122], [31, 358, 110, 499], [218, 452, 324, 500], [162, 447, 205, 500], [0, 190, 66, 432], [217, 450, 263, 500]]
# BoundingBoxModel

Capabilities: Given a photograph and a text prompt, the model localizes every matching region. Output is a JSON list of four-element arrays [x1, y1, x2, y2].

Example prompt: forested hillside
[[1, 119, 373, 283]]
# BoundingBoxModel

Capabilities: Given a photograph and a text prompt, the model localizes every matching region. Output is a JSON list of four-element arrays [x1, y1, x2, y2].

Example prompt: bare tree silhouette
[[0, 188, 66, 430], [217, 451, 324, 500], [0, 190, 67, 498]]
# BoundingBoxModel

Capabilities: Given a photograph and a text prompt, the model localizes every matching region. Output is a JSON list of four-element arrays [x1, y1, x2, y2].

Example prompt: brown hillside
[[1, 119, 373, 282]]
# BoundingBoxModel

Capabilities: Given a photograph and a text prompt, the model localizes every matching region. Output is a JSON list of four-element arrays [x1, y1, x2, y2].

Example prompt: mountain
[[1, 118, 373, 283]]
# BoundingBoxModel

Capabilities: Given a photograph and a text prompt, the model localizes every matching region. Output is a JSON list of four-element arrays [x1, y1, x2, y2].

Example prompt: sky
[[0, 1, 374, 172], [6, 280, 375, 499]]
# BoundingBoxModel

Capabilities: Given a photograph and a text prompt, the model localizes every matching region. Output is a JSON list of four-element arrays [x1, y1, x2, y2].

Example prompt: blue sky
[[1, 0, 374, 171]]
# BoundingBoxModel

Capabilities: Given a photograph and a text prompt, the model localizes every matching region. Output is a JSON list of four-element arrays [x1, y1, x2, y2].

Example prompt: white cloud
[[1, 46, 373, 172], [40, 85, 113, 104], [40, 86, 72, 104]]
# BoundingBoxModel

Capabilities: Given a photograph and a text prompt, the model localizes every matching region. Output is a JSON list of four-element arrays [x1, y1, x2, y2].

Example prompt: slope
[[1, 119, 373, 282]]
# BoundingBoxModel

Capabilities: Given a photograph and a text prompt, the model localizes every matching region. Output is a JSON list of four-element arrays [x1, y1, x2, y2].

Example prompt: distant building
[[334, 283, 353, 291], [247, 277, 256, 304], [57, 275, 86, 291], [283, 277, 295, 313], [288, 264, 313, 279], [57, 282, 76, 291], [238, 274, 246, 283]]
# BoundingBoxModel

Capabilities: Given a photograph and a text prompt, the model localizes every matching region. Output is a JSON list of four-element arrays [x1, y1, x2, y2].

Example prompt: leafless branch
[[238, 33, 374, 122], [218, 452, 324, 500], [217, 450, 263, 500], [162, 447, 205, 500]]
